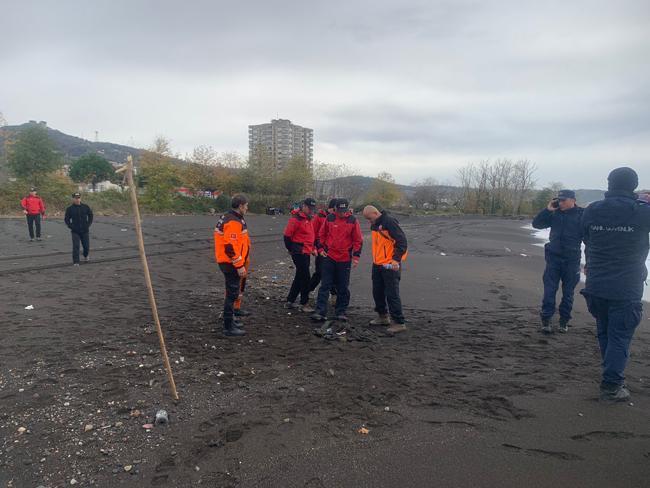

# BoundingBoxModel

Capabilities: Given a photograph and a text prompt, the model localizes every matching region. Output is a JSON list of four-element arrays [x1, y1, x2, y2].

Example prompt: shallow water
[[523, 224, 649, 302]]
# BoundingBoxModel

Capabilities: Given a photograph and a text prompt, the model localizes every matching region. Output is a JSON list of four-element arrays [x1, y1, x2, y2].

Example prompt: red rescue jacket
[[318, 212, 363, 262], [312, 209, 328, 247], [284, 210, 315, 254], [21, 195, 46, 215]]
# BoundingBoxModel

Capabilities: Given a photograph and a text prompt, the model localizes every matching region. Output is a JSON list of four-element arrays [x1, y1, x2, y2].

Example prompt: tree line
[[1, 123, 549, 216]]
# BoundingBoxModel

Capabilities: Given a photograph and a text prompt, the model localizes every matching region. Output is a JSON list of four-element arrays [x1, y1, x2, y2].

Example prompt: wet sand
[[0, 214, 648, 487]]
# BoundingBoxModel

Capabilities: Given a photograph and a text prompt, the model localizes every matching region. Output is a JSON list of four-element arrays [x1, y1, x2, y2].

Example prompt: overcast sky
[[1, 0, 649, 189]]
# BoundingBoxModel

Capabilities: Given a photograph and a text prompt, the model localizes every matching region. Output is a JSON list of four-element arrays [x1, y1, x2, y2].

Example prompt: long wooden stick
[[124, 155, 179, 400]]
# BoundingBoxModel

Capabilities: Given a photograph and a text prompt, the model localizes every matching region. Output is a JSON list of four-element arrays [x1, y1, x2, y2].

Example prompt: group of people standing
[[19, 188, 94, 265], [533, 167, 649, 402], [213, 195, 409, 338]]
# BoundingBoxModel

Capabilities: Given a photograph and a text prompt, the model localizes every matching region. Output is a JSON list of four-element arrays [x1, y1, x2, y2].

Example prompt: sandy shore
[[0, 214, 648, 487]]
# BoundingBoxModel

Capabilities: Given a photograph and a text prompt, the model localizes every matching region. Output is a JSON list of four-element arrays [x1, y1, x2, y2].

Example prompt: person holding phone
[[532, 189, 584, 333]]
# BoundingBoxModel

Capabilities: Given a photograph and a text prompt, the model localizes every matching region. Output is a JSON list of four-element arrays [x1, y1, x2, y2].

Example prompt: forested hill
[[0, 122, 142, 164]]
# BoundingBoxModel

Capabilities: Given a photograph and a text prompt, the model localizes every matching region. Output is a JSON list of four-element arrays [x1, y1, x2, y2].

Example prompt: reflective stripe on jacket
[[214, 210, 250, 268]]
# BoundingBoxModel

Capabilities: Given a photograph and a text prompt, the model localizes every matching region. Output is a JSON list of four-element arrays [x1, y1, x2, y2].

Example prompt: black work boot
[[541, 317, 552, 334], [558, 317, 570, 333], [223, 319, 245, 337], [234, 309, 251, 317]]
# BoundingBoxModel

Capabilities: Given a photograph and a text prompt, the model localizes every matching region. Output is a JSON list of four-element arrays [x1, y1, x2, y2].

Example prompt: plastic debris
[[440, 252, 447, 256], [142, 423, 154, 430], [84, 424, 94, 432], [155, 409, 169, 426], [17, 426, 27, 435], [358, 427, 370, 435], [24, 305, 34, 310]]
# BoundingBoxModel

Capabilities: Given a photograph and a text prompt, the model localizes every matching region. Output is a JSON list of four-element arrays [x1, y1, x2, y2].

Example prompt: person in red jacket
[[308, 198, 336, 292], [284, 198, 317, 311], [20, 187, 46, 242], [311, 198, 363, 322]]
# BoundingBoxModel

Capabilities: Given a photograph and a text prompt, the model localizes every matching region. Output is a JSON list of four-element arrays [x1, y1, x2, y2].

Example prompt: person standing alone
[[21, 187, 46, 242], [581, 167, 650, 402], [214, 194, 251, 337], [284, 198, 317, 312], [64, 192, 93, 266], [363, 205, 408, 334], [532, 189, 583, 333]]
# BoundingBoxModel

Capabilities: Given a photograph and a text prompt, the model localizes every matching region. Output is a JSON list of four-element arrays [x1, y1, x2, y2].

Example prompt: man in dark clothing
[[532, 189, 584, 333], [363, 205, 408, 334], [64, 193, 93, 266], [21, 187, 46, 242], [581, 167, 650, 402], [311, 199, 363, 322], [284, 198, 317, 312]]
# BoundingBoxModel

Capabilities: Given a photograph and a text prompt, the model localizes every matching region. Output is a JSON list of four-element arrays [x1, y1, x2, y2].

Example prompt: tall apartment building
[[248, 119, 313, 170]]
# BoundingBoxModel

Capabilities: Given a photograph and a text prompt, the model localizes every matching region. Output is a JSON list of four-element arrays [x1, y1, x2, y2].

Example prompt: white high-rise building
[[248, 119, 313, 170]]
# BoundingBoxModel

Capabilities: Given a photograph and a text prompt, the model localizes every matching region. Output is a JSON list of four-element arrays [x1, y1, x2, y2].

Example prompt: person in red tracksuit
[[284, 198, 317, 311], [312, 198, 363, 322], [308, 198, 334, 292], [21, 187, 46, 241]]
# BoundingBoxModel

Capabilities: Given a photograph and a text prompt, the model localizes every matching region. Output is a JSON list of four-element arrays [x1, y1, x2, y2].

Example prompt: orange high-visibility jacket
[[371, 211, 408, 265], [214, 210, 250, 268]]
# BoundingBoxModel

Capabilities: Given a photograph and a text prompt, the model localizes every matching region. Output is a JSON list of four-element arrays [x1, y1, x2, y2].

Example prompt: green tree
[[366, 171, 402, 209], [278, 156, 314, 201], [69, 153, 115, 191], [7, 124, 62, 185], [139, 137, 181, 212], [532, 181, 564, 211]]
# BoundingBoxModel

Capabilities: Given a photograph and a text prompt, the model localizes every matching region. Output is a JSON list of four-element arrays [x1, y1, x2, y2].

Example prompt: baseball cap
[[72, 192, 81, 198], [327, 198, 338, 210], [336, 198, 349, 211], [557, 189, 575, 200], [30, 187, 37, 192], [303, 197, 317, 208]]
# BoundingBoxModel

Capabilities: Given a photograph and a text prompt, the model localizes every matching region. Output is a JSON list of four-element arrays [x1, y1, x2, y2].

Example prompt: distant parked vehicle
[[266, 207, 284, 215]]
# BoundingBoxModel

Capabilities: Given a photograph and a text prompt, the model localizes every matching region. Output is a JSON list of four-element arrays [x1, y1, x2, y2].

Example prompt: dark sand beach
[[1, 214, 648, 487]]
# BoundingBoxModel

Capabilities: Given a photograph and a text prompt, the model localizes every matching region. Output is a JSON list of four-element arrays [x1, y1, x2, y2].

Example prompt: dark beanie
[[607, 167, 638, 192]]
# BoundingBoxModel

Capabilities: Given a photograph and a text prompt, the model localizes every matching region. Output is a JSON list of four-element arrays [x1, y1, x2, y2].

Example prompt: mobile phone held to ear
[[551, 198, 560, 209]]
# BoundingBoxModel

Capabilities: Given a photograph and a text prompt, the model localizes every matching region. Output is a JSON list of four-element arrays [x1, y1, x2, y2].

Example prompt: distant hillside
[[0, 121, 143, 165]]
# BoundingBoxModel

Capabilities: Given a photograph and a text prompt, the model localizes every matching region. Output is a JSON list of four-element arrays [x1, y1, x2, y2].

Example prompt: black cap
[[30, 187, 37, 192], [72, 192, 81, 198], [557, 189, 575, 200], [608, 167, 638, 192], [327, 198, 338, 210], [303, 197, 317, 208], [336, 198, 349, 210]]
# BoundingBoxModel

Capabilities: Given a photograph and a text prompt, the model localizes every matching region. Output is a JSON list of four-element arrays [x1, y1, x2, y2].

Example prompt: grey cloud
[[2, 0, 649, 188]]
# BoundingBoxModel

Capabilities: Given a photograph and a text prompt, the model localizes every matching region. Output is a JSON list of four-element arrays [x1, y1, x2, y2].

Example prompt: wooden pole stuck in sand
[[120, 155, 179, 401]]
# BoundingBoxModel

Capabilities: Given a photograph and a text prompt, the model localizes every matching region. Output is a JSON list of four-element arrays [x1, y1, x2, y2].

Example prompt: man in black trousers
[[64, 192, 94, 266]]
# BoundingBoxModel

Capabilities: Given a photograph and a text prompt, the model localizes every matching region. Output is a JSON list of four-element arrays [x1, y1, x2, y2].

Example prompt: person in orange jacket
[[21, 187, 46, 241], [363, 205, 408, 334], [214, 194, 251, 337]]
